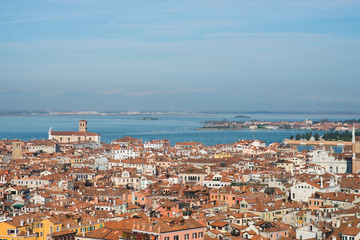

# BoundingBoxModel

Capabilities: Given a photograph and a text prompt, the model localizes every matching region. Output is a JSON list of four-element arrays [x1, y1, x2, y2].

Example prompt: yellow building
[[0, 221, 36, 240], [33, 215, 104, 240], [0, 214, 104, 240], [213, 152, 232, 159]]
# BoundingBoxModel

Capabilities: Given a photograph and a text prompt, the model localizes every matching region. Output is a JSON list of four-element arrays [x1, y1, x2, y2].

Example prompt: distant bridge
[[283, 139, 352, 147]]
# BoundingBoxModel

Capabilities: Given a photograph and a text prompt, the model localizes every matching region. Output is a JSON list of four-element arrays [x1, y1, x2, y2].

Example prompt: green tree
[[296, 134, 301, 140], [290, 135, 294, 140], [314, 133, 320, 141]]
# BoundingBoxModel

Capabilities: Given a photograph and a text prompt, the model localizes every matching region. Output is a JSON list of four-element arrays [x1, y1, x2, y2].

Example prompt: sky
[[1, 0, 360, 112]]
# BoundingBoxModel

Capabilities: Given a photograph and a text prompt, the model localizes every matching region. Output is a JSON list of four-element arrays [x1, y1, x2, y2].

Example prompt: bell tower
[[12, 141, 22, 160], [79, 120, 87, 133], [352, 125, 360, 173]]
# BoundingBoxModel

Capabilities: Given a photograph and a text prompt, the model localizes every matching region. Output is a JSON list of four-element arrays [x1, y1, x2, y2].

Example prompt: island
[[140, 117, 159, 120], [234, 115, 251, 118]]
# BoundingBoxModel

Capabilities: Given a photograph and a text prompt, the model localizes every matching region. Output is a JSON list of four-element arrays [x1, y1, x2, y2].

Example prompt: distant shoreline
[[196, 127, 302, 131], [0, 111, 360, 117]]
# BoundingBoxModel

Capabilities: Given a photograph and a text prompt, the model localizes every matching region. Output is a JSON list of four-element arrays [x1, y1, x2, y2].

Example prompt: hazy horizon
[[1, 0, 360, 112]]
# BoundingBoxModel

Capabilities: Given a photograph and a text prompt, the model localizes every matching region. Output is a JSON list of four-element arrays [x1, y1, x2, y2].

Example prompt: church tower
[[12, 141, 22, 160], [79, 120, 87, 133], [352, 125, 360, 173]]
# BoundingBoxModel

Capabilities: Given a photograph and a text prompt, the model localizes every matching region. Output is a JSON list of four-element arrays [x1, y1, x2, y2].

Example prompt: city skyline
[[1, 0, 360, 111]]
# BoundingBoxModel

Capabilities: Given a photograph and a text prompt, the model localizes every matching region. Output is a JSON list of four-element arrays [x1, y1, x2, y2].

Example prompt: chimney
[[336, 219, 341, 228], [320, 177, 323, 188]]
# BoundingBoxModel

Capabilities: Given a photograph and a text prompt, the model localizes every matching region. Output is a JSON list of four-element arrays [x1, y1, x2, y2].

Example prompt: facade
[[111, 171, 142, 190], [130, 218, 205, 240], [296, 224, 323, 240], [112, 146, 140, 160], [202, 173, 232, 188], [290, 179, 340, 202], [27, 140, 59, 154], [309, 148, 348, 174]]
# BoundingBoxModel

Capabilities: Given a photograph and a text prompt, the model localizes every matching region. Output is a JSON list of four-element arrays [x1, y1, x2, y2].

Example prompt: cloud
[[203, 32, 330, 39], [105, 88, 162, 96], [301, 96, 359, 104], [0, 11, 112, 25]]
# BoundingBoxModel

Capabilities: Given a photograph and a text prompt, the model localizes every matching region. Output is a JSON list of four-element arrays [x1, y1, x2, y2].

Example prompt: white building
[[112, 147, 140, 160], [296, 223, 323, 240], [202, 173, 232, 188], [111, 171, 142, 190], [290, 178, 340, 202], [309, 148, 348, 174]]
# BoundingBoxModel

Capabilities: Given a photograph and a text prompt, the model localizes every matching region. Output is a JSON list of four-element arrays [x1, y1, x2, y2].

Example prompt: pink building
[[131, 217, 205, 240]]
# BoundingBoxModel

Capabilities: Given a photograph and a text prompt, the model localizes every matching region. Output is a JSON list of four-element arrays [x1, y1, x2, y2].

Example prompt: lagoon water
[[0, 113, 359, 146]]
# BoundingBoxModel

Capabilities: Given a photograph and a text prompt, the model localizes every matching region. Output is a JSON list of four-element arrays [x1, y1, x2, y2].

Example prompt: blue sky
[[1, 0, 360, 111]]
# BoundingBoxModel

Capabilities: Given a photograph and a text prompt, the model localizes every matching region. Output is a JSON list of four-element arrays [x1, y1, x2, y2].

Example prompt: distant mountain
[[0, 90, 359, 112], [0, 90, 239, 111]]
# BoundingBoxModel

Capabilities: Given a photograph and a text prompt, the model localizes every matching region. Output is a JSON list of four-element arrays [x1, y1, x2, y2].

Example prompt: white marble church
[[309, 148, 347, 174]]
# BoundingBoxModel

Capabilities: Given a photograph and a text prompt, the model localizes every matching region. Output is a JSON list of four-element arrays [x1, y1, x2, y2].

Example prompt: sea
[[0, 113, 359, 147]]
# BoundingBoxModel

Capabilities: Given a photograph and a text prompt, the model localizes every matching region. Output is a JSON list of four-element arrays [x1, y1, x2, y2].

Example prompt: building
[[48, 120, 101, 145], [26, 140, 59, 154], [309, 148, 348, 174]]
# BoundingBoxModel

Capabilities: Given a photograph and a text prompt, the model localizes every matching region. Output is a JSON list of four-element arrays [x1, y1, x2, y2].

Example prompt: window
[[174, 236, 179, 240], [193, 233, 197, 239], [185, 234, 189, 240], [198, 232, 203, 238], [165, 237, 169, 240]]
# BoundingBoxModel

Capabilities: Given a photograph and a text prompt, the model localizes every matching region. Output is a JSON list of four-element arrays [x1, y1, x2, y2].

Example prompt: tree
[[290, 135, 294, 140], [320, 118, 329, 122], [314, 133, 320, 141], [296, 134, 301, 140]]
